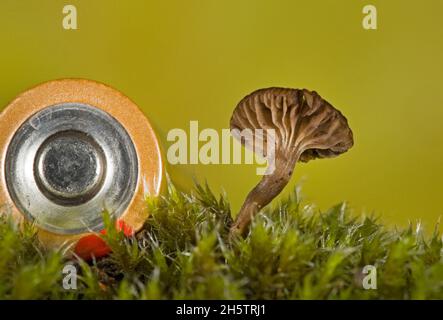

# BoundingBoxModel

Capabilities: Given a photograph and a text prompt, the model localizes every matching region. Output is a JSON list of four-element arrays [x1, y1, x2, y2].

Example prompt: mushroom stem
[[230, 151, 299, 236], [229, 88, 354, 237]]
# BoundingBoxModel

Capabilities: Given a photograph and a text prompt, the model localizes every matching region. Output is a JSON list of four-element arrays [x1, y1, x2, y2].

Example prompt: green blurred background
[[1, 0, 442, 232]]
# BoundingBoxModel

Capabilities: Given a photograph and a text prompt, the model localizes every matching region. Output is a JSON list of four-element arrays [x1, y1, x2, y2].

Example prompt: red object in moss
[[74, 220, 134, 260]]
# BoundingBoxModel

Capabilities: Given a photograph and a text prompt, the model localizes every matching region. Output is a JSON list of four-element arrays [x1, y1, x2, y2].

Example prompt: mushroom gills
[[229, 87, 354, 237]]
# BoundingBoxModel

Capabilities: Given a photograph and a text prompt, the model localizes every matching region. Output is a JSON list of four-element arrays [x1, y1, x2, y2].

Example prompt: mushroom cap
[[230, 87, 354, 162]]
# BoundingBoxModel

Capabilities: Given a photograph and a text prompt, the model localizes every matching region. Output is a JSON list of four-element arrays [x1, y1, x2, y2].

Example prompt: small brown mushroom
[[230, 87, 354, 236]]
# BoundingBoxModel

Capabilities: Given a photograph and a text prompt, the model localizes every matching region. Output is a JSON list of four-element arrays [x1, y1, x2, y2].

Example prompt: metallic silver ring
[[5, 103, 139, 235]]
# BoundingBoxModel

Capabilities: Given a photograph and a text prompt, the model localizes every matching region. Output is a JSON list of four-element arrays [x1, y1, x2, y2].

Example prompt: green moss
[[0, 182, 442, 299]]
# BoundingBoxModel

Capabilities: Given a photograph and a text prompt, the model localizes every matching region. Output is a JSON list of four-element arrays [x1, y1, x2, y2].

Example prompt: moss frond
[[0, 183, 441, 299]]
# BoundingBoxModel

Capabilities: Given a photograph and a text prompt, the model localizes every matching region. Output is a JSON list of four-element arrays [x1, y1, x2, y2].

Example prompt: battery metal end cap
[[0, 79, 164, 252]]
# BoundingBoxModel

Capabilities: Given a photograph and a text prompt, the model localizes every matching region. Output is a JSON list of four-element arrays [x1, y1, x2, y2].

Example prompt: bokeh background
[[1, 0, 442, 232]]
